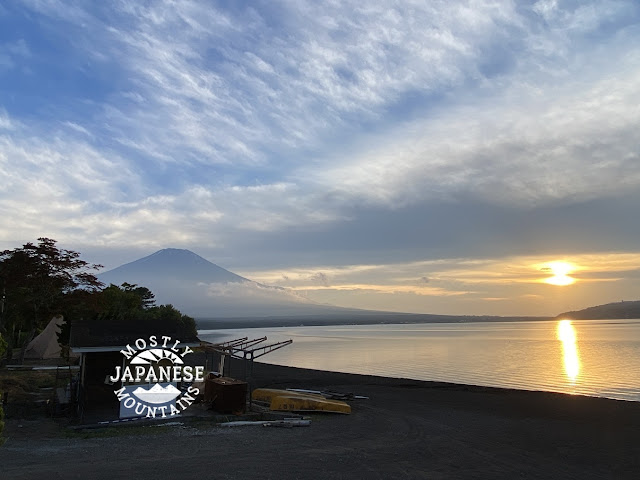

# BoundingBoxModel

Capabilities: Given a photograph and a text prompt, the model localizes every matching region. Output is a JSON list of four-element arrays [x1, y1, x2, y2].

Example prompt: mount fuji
[[98, 248, 361, 319]]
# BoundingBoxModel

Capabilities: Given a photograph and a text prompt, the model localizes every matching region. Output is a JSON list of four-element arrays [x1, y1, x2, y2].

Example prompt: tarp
[[24, 315, 64, 359]]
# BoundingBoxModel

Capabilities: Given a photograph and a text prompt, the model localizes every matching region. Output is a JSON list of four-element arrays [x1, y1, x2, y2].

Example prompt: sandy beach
[[1, 361, 639, 479]]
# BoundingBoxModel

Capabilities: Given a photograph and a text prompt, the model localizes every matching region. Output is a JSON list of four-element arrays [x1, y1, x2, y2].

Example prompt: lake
[[198, 319, 640, 402]]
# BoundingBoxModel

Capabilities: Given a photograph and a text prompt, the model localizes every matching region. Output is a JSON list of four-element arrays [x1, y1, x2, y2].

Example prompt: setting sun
[[543, 261, 576, 286]]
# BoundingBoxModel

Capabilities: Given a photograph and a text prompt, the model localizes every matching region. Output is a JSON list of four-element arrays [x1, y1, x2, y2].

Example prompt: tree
[[91, 284, 195, 338], [0, 239, 197, 363], [120, 283, 156, 310], [144, 304, 197, 339], [0, 238, 103, 362], [57, 283, 196, 347]]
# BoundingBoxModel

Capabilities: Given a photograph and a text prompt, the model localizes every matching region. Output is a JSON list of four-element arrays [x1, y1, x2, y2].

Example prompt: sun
[[543, 261, 576, 286]]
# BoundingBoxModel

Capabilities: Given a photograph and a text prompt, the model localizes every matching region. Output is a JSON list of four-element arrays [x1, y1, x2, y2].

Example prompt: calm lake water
[[199, 319, 640, 402]]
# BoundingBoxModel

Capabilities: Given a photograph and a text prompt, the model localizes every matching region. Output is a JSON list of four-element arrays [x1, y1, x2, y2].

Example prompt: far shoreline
[[196, 312, 554, 330], [195, 299, 640, 329]]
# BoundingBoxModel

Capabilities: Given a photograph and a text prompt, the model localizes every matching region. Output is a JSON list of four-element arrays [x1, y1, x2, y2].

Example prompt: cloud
[[309, 272, 330, 287], [204, 280, 312, 305], [244, 253, 640, 293], [13, 0, 526, 168], [311, 58, 640, 210], [0, 109, 15, 130], [291, 283, 470, 297], [63, 121, 93, 137], [0, 117, 141, 243], [236, 252, 640, 315]]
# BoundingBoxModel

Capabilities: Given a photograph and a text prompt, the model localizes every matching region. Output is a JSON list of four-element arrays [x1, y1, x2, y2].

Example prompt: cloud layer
[[2, 1, 639, 315]]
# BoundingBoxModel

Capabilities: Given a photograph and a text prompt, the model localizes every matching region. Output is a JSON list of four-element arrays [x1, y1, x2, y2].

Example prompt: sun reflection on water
[[557, 320, 580, 382]]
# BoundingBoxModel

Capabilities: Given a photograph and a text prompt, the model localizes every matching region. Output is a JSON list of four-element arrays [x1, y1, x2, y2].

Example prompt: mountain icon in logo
[[132, 383, 181, 404]]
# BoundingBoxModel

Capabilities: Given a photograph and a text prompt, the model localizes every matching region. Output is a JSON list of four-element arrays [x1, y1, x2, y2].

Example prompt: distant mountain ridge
[[556, 300, 640, 320], [100, 249, 639, 325], [98, 248, 367, 319]]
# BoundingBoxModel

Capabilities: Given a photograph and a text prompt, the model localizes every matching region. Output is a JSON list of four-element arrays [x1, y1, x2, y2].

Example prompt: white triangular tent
[[24, 315, 64, 359]]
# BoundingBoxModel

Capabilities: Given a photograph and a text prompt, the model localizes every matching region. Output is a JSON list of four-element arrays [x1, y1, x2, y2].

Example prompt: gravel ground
[[2, 362, 639, 479]]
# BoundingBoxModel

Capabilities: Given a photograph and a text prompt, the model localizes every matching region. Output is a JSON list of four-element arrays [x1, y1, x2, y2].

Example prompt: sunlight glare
[[557, 320, 580, 382], [544, 261, 576, 286]]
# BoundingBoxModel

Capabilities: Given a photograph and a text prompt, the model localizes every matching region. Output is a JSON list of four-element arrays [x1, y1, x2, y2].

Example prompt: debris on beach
[[285, 388, 369, 401], [219, 419, 311, 428]]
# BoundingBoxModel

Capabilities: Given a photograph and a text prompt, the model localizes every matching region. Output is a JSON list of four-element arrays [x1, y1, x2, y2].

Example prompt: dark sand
[[2, 362, 639, 479]]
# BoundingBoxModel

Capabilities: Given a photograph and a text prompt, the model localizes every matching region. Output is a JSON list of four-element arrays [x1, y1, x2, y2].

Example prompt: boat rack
[[200, 336, 292, 408], [200, 336, 293, 379]]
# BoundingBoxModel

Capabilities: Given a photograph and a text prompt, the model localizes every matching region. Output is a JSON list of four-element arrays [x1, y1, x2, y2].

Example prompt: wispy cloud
[[14, 0, 526, 167], [205, 280, 312, 304], [240, 253, 640, 314], [0, 109, 16, 130], [291, 283, 470, 297], [243, 253, 640, 287], [311, 49, 640, 209]]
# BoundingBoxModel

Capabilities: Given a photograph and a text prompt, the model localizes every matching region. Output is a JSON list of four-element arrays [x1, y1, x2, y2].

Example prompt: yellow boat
[[252, 388, 351, 414]]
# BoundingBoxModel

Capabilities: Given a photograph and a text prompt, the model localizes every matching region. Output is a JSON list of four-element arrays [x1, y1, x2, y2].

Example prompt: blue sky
[[2, 1, 640, 316]]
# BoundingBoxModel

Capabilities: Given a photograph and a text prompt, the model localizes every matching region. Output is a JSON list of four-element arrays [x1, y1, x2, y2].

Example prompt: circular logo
[[110, 335, 205, 419]]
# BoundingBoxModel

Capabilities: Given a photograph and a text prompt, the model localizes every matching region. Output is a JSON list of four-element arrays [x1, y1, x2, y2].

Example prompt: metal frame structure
[[200, 336, 293, 407], [201, 336, 292, 378]]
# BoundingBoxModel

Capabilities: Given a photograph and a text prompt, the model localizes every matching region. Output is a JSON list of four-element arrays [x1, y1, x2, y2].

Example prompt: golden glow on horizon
[[557, 320, 580, 382], [543, 261, 576, 286], [238, 253, 640, 316]]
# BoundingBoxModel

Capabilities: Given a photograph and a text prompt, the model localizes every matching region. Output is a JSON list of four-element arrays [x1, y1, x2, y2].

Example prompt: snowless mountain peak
[[98, 248, 345, 318], [100, 248, 248, 285]]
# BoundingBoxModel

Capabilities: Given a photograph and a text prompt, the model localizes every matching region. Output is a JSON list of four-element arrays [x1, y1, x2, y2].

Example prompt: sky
[[1, 0, 640, 317]]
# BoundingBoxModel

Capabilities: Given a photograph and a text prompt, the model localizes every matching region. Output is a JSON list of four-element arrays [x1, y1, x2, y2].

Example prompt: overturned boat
[[252, 388, 351, 414]]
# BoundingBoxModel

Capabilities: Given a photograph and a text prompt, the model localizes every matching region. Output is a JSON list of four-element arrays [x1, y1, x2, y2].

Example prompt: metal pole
[[248, 351, 253, 411]]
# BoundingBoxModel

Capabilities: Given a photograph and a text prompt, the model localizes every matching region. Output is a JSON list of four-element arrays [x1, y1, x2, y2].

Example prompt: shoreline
[[246, 360, 640, 405], [196, 314, 554, 330], [2, 361, 639, 478]]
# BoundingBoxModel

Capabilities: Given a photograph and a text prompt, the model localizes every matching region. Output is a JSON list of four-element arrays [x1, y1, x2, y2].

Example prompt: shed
[[69, 319, 200, 422]]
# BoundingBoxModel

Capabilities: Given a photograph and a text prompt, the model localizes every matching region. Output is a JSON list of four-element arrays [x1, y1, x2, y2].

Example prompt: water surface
[[199, 319, 640, 402]]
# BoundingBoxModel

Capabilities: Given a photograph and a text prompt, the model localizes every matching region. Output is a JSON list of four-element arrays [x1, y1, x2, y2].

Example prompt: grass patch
[[0, 370, 58, 402]]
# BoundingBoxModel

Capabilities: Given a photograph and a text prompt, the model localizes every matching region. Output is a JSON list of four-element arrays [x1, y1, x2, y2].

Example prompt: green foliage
[[144, 304, 197, 338], [0, 238, 196, 362], [121, 283, 155, 309], [96, 283, 156, 321], [94, 285, 196, 338], [59, 283, 197, 342], [0, 238, 103, 357]]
